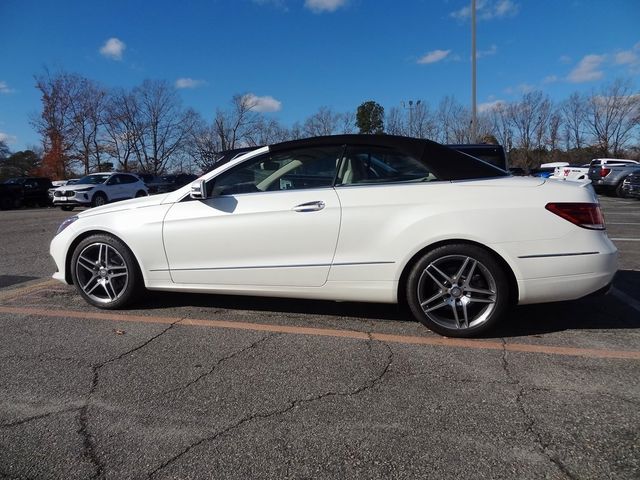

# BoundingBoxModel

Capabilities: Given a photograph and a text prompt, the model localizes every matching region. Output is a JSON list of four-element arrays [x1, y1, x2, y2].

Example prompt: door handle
[[292, 201, 325, 212]]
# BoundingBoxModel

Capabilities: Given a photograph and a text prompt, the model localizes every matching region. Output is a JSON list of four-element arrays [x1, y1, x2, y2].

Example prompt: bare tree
[[0, 139, 9, 160], [245, 117, 291, 146], [103, 89, 140, 172], [185, 118, 222, 172], [32, 70, 82, 178], [436, 96, 472, 143], [547, 110, 562, 160], [338, 111, 356, 134], [69, 77, 107, 174], [561, 92, 587, 152], [507, 91, 552, 168], [403, 101, 436, 139], [213, 94, 263, 151], [584, 78, 640, 156], [486, 103, 513, 151], [385, 107, 405, 135], [303, 106, 341, 137], [124, 80, 198, 174]]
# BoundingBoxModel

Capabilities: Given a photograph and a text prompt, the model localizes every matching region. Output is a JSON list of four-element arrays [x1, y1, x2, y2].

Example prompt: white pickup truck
[[550, 163, 591, 182]]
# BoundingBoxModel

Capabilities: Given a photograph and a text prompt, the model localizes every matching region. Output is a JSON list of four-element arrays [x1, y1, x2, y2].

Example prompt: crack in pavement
[[162, 333, 275, 396], [78, 316, 184, 480], [147, 338, 394, 478], [0, 405, 82, 428], [500, 338, 578, 480]]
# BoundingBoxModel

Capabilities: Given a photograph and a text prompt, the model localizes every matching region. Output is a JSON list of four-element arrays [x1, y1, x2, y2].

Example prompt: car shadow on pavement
[[135, 270, 640, 338], [141, 290, 407, 322], [491, 269, 640, 338]]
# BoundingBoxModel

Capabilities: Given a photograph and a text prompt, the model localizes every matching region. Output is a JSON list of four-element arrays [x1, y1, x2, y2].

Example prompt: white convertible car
[[50, 135, 618, 337]]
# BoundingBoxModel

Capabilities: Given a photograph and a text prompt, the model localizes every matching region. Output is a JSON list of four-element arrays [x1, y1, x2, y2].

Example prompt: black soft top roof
[[269, 134, 507, 180]]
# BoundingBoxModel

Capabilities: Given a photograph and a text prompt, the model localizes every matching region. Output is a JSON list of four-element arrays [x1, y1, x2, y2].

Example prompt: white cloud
[[417, 49, 451, 65], [504, 83, 536, 95], [615, 50, 638, 65], [175, 78, 207, 89], [542, 75, 559, 84], [304, 0, 347, 13], [567, 54, 605, 83], [0, 132, 17, 144], [477, 44, 498, 58], [99, 37, 126, 60], [478, 100, 506, 113], [558, 55, 572, 64], [451, 0, 519, 21], [0, 81, 14, 94], [241, 93, 282, 112]]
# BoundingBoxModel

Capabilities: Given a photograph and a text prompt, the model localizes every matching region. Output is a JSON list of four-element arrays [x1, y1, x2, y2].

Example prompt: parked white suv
[[52, 172, 148, 211]]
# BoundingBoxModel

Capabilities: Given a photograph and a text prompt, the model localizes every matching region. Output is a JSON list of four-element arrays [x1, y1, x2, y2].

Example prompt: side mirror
[[189, 179, 207, 200]]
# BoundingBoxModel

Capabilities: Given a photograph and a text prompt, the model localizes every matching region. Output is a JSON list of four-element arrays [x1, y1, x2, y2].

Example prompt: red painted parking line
[[1, 306, 639, 360]]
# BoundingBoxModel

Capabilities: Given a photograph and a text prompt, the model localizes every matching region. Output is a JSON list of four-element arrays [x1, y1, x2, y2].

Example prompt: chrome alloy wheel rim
[[417, 255, 497, 330], [75, 243, 129, 303]]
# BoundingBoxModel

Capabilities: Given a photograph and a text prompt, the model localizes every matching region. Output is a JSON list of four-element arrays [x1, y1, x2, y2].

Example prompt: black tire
[[91, 192, 107, 208], [70, 234, 142, 309], [135, 190, 147, 198], [615, 181, 627, 198], [405, 244, 510, 337], [61, 206, 74, 212]]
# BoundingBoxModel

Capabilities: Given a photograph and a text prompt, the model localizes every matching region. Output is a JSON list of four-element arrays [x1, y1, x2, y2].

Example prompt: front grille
[[54, 190, 76, 198]]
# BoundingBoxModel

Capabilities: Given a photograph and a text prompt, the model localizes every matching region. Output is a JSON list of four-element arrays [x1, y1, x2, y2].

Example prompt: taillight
[[600, 168, 611, 177], [545, 203, 605, 230]]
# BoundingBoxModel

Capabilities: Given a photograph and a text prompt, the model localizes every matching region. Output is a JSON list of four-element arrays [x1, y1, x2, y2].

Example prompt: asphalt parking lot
[[0, 197, 639, 480]]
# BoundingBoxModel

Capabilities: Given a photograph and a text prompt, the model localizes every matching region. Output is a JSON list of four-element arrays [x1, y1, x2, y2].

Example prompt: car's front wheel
[[70, 234, 141, 309], [91, 193, 107, 207], [61, 206, 74, 211], [406, 244, 509, 337]]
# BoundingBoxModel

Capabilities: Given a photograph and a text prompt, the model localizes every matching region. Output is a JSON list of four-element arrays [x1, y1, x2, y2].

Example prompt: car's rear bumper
[[516, 248, 618, 305]]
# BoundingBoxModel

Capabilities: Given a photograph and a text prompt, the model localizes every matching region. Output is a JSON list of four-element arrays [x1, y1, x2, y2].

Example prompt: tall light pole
[[471, 0, 477, 142]]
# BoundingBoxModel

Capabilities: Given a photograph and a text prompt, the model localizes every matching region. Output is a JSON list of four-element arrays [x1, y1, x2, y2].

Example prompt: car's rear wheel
[[71, 234, 141, 309], [135, 190, 147, 197], [91, 193, 107, 207], [406, 244, 509, 337]]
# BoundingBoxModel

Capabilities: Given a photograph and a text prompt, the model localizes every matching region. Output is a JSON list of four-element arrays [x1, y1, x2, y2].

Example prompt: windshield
[[76, 174, 110, 185], [3, 178, 24, 184]]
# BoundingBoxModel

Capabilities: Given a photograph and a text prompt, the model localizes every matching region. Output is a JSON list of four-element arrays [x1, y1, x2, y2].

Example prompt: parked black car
[[0, 182, 23, 210], [621, 171, 640, 199], [3, 177, 54, 207], [148, 173, 198, 194]]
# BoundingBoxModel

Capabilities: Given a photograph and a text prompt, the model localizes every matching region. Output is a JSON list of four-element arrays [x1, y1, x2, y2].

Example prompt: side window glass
[[209, 146, 342, 196], [337, 146, 437, 185], [121, 175, 136, 184]]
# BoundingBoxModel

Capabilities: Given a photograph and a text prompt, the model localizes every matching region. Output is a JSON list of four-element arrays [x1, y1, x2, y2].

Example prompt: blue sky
[[1, 0, 639, 150]]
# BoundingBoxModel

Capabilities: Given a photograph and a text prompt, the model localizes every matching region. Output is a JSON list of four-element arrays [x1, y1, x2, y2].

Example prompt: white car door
[[119, 174, 140, 198], [162, 146, 343, 287], [105, 174, 126, 201]]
